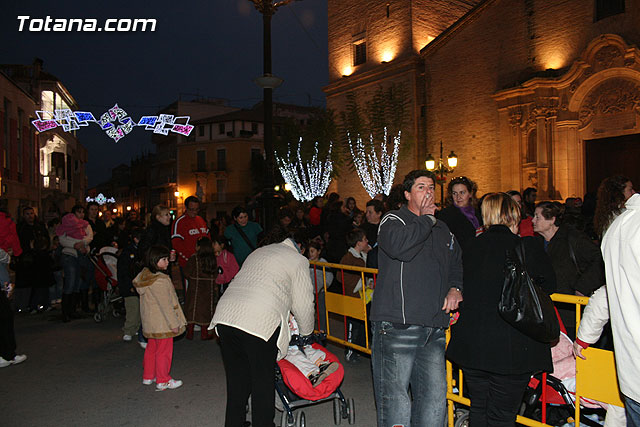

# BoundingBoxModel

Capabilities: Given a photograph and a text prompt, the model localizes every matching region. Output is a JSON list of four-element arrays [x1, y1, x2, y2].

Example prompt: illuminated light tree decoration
[[275, 138, 333, 202], [349, 127, 401, 198]]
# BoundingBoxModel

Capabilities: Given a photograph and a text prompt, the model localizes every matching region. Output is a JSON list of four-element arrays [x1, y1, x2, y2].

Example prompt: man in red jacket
[[171, 196, 209, 291]]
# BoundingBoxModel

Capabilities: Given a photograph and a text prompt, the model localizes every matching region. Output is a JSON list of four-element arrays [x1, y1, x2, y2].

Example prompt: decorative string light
[[275, 138, 333, 202], [32, 104, 194, 142], [86, 193, 116, 205], [348, 127, 401, 198]]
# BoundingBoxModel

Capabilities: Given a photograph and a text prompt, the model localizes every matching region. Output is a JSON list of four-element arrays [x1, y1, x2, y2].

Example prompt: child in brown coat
[[134, 245, 187, 391]]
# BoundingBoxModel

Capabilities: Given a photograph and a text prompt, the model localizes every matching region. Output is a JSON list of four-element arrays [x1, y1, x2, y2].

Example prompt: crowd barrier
[[309, 260, 624, 427]]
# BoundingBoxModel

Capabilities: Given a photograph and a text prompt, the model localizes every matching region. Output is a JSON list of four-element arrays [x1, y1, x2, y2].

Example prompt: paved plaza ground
[[2, 309, 377, 426]]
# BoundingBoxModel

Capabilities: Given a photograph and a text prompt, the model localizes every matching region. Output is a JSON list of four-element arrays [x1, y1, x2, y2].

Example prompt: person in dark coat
[[138, 205, 174, 264], [436, 176, 482, 253], [118, 229, 144, 346], [324, 200, 352, 263], [532, 201, 604, 338], [15, 206, 52, 312], [447, 192, 557, 427]]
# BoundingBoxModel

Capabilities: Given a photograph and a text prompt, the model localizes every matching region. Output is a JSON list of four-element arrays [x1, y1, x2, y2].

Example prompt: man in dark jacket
[[370, 170, 463, 427]]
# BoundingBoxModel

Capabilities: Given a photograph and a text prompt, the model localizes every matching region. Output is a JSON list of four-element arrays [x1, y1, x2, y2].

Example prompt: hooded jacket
[[133, 268, 186, 339], [370, 205, 463, 328]]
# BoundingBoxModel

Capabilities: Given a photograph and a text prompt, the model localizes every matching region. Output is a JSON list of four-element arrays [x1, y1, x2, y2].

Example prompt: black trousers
[[463, 367, 531, 427], [217, 324, 279, 427], [0, 293, 17, 360]]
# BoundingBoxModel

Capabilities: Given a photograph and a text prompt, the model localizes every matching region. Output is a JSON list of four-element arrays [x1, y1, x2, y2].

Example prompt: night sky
[[0, 0, 328, 187]]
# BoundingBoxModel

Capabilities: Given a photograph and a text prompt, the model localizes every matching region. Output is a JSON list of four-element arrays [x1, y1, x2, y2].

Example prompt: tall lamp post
[[250, 0, 291, 229], [425, 140, 458, 205]]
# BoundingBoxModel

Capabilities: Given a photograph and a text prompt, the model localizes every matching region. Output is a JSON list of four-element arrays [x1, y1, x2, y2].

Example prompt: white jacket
[[602, 192, 640, 402], [576, 285, 609, 346], [210, 238, 315, 359]]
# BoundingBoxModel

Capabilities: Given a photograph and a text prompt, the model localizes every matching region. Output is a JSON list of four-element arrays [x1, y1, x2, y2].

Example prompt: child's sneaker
[[0, 357, 10, 368], [123, 335, 132, 342], [142, 378, 156, 385], [156, 379, 183, 391], [310, 362, 339, 386], [10, 354, 27, 365]]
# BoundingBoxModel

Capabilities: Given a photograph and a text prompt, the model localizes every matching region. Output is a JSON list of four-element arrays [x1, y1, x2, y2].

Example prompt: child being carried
[[285, 313, 338, 387]]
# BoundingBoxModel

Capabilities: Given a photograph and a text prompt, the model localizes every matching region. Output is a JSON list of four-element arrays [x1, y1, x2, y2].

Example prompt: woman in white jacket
[[210, 226, 315, 427]]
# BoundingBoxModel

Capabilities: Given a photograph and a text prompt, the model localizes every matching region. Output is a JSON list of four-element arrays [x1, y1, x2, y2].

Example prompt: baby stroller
[[275, 333, 355, 427], [90, 250, 123, 323]]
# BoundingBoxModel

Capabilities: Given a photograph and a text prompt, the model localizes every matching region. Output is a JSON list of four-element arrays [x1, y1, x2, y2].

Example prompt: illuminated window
[[354, 40, 367, 66], [41, 91, 54, 113], [595, 0, 624, 21]]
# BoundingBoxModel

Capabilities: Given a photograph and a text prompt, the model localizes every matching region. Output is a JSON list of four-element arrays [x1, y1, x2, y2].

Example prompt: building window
[[354, 40, 367, 66], [251, 122, 258, 134], [251, 148, 262, 161], [196, 150, 206, 171], [219, 123, 225, 134], [198, 125, 205, 137], [595, 0, 624, 21], [217, 149, 226, 171]]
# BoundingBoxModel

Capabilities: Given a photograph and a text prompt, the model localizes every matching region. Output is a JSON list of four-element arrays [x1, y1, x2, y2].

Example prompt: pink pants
[[143, 338, 174, 383]]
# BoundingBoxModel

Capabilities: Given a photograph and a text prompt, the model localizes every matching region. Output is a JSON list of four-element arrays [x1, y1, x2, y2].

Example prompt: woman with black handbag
[[447, 192, 557, 427]]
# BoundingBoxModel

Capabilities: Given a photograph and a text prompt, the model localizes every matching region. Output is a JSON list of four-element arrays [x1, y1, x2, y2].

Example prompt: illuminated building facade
[[0, 59, 87, 219], [327, 0, 640, 201]]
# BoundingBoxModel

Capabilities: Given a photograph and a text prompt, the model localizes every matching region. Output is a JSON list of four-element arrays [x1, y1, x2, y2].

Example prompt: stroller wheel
[[112, 309, 121, 318], [347, 398, 355, 424], [280, 410, 294, 427], [454, 409, 469, 427], [333, 398, 342, 425], [94, 312, 103, 323], [295, 410, 305, 427]]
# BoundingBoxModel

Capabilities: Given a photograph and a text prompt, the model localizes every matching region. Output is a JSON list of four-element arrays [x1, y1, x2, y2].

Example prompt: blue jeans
[[62, 254, 81, 295], [371, 321, 447, 427], [78, 254, 96, 291], [626, 395, 640, 427]]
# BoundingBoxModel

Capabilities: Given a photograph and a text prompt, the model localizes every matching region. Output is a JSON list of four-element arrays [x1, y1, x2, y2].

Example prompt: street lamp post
[[425, 140, 458, 205], [250, 0, 291, 229]]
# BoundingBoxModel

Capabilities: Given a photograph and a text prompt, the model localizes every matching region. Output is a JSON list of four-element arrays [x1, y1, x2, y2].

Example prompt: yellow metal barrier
[[309, 261, 623, 426]]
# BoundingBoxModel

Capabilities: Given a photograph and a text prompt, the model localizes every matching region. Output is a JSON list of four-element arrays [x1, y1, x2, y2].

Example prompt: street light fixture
[[425, 140, 458, 205]]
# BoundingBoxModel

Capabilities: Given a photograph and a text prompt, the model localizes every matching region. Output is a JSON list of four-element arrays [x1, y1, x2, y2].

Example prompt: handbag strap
[[234, 223, 256, 251], [567, 234, 583, 275], [514, 238, 526, 266]]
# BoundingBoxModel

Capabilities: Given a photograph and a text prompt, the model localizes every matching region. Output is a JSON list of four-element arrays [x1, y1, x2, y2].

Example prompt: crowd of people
[[1, 169, 639, 427]]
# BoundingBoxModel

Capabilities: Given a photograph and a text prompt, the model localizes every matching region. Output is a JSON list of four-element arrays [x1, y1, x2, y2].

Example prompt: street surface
[[3, 309, 377, 426]]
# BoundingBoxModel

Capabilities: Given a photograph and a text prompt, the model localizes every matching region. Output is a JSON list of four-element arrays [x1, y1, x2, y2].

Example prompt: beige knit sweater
[[210, 238, 315, 359]]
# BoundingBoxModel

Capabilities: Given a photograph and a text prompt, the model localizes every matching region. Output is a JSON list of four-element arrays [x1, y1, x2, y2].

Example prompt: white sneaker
[[156, 379, 183, 391], [123, 335, 132, 342], [138, 341, 147, 349], [10, 354, 27, 365], [142, 378, 156, 385], [193, 325, 201, 332], [0, 357, 10, 368]]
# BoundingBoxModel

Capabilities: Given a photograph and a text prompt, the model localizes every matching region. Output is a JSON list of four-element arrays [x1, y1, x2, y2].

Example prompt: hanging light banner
[[86, 193, 116, 205], [32, 103, 194, 142]]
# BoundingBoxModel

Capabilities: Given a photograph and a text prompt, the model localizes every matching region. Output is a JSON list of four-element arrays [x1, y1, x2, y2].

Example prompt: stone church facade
[[326, 0, 640, 202]]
